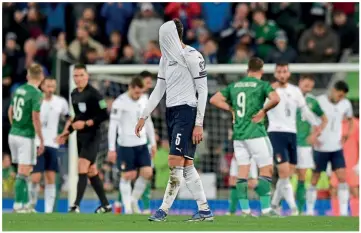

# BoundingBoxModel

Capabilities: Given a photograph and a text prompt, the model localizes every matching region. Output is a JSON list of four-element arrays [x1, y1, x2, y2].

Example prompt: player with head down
[[135, 19, 213, 222]]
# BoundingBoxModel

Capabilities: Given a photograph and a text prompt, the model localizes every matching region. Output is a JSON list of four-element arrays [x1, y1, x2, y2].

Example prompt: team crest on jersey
[[199, 60, 205, 70], [78, 102, 86, 112]]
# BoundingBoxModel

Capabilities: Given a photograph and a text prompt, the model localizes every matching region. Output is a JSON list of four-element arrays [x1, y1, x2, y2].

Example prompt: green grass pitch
[[2, 214, 359, 231]]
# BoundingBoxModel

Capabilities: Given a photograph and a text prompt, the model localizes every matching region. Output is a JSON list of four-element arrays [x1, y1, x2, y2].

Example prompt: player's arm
[[342, 100, 354, 144], [297, 89, 319, 126], [90, 90, 109, 128], [253, 83, 280, 123], [107, 102, 122, 163], [145, 115, 157, 157], [8, 105, 13, 125], [210, 83, 234, 122], [32, 93, 44, 155]]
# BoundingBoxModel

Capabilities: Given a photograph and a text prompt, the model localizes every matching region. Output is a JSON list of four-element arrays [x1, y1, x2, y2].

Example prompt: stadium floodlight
[[67, 63, 359, 206]]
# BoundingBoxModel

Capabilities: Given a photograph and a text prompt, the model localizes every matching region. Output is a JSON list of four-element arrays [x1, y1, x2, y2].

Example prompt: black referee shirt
[[71, 84, 108, 134]]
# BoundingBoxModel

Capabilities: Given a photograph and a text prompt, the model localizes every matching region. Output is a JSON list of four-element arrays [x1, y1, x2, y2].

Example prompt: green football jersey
[[9, 83, 42, 138], [296, 94, 324, 147], [220, 76, 274, 140]]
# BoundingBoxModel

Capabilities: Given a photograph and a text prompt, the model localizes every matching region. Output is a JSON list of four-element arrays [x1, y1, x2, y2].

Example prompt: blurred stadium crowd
[[2, 2, 360, 197]]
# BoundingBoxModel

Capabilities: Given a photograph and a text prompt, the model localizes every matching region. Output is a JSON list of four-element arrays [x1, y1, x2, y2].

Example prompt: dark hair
[[129, 77, 144, 88], [139, 70, 152, 78], [86, 47, 97, 54], [253, 9, 266, 16], [334, 80, 349, 93], [74, 64, 87, 71], [173, 18, 184, 40], [300, 74, 314, 81], [247, 57, 264, 72], [276, 62, 289, 67]]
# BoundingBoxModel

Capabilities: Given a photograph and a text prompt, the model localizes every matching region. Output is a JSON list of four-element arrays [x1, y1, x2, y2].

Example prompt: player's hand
[[230, 109, 236, 124], [192, 126, 203, 144], [307, 133, 321, 147], [72, 121, 86, 130], [107, 150, 117, 164], [56, 131, 69, 145], [37, 142, 44, 156], [86, 119, 94, 127], [135, 118, 146, 137], [151, 145, 157, 159], [252, 109, 266, 123]]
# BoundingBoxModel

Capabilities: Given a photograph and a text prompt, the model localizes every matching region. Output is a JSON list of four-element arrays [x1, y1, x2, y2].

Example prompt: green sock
[[255, 176, 272, 211], [236, 179, 250, 212], [228, 186, 238, 214], [23, 179, 29, 205], [296, 180, 306, 213], [141, 183, 151, 210], [117, 191, 122, 202], [14, 175, 27, 204]]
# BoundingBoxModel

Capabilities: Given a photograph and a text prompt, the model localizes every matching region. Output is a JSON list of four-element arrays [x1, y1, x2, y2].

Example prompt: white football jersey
[[110, 93, 150, 147], [36, 95, 69, 148], [267, 83, 307, 133], [315, 94, 353, 152]]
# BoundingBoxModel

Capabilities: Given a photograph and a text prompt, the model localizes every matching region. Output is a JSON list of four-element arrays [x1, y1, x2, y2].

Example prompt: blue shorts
[[166, 104, 197, 160], [32, 146, 59, 173], [116, 144, 151, 172], [313, 150, 346, 172], [268, 132, 297, 165]]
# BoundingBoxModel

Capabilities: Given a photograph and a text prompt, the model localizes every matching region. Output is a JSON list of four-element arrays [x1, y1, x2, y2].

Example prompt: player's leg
[[296, 147, 313, 213], [114, 146, 123, 214], [306, 150, 327, 216], [131, 145, 153, 213], [10, 135, 37, 212], [141, 145, 153, 214], [118, 146, 137, 214], [28, 153, 44, 209], [233, 140, 252, 215], [331, 150, 349, 216], [88, 164, 112, 213], [350, 186, 359, 216], [43, 147, 58, 213], [249, 137, 274, 215], [227, 157, 238, 215]]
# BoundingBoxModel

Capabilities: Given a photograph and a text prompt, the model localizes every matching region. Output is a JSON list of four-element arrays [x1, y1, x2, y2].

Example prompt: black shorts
[[166, 104, 197, 160], [77, 131, 100, 164], [313, 150, 346, 172], [33, 146, 59, 173], [116, 144, 151, 172], [268, 132, 297, 165]]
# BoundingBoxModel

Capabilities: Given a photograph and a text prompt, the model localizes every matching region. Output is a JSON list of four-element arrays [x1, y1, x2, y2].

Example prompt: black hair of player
[[247, 57, 264, 72], [276, 62, 289, 68], [334, 80, 349, 93], [139, 70, 152, 78], [130, 77, 145, 89], [253, 9, 266, 16], [74, 64, 87, 72], [173, 18, 184, 40], [300, 74, 314, 81]]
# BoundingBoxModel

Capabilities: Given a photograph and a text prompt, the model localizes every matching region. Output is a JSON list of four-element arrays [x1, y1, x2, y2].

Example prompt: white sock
[[159, 166, 184, 213], [28, 182, 40, 206], [338, 182, 350, 216], [184, 165, 209, 211], [120, 178, 132, 214], [279, 178, 297, 210], [44, 184, 56, 213], [306, 185, 317, 215], [271, 179, 283, 207], [131, 176, 148, 202]]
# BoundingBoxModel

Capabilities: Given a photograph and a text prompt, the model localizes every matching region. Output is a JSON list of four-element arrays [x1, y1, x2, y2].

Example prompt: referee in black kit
[[57, 64, 111, 213]]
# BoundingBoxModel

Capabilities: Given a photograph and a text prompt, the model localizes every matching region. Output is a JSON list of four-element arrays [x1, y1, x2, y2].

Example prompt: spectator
[[139, 70, 154, 91], [25, 7, 45, 38], [332, 11, 359, 55], [109, 31, 123, 60], [128, 3, 163, 60], [164, 3, 201, 31], [191, 27, 210, 52], [249, 2, 268, 12], [229, 44, 250, 64], [3, 52, 12, 99], [68, 27, 104, 63], [265, 31, 297, 63], [203, 39, 218, 64], [85, 47, 98, 64], [251, 10, 279, 59], [54, 32, 68, 59], [219, 3, 250, 63], [101, 3, 135, 36], [72, 3, 97, 21], [4, 32, 21, 75], [43, 3, 67, 35], [307, 3, 329, 27], [270, 3, 302, 48], [119, 45, 137, 64], [333, 3, 356, 20], [298, 21, 340, 63], [184, 16, 205, 45], [201, 3, 232, 34], [144, 40, 161, 64], [101, 48, 118, 65]]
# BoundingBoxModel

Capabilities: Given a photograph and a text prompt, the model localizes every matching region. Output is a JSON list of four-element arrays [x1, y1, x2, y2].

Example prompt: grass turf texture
[[3, 214, 359, 231]]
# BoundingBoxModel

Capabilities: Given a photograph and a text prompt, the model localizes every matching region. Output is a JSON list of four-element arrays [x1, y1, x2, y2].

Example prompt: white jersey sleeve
[[108, 99, 122, 151], [185, 51, 208, 126], [60, 97, 69, 116], [345, 99, 353, 118], [295, 87, 318, 126]]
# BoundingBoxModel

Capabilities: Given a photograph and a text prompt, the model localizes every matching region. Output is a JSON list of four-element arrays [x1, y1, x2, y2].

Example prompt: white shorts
[[230, 156, 258, 179], [8, 135, 37, 165], [234, 137, 273, 168], [297, 146, 314, 169]]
